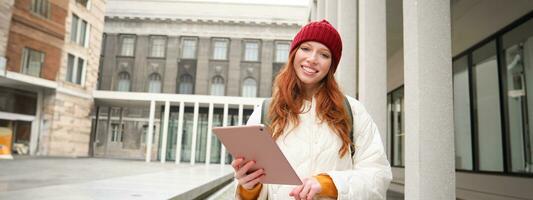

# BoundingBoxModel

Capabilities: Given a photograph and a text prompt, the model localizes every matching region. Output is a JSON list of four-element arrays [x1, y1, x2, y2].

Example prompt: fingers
[[241, 173, 266, 189], [231, 157, 244, 170], [239, 168, 264, 184], [235, 160, 256, 179], [299, 181, 311, 200], [307, 189, 318, 200], [289, 185, 303, 200]]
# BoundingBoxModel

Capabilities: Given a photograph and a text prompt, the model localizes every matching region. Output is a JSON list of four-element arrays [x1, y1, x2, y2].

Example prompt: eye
[[300, 46, 310, 51], [321, 53, 331, 59]]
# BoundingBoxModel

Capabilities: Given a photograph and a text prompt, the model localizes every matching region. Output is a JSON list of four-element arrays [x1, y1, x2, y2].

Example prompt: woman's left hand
[[289, 177, 322, 200]]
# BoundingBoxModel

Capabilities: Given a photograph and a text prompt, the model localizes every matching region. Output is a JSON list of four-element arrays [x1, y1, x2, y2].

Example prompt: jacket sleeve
[[326, 98, 393, 200]]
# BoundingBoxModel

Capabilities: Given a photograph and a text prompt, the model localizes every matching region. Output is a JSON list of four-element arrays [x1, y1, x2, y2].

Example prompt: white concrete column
[[145, 100, 156, 162], [325, 0, 338, 27], [190, 102, 199, 165], [403, 0, 455, 199], [358, 0, 387, 141], [205, 103, 214, 164], [238, 104, 243, 125], [317, 0, 326, 20], [220, 103, 229, 165], [175, 101, 185, 164], [160, 101, 170, 163], [336, 0, 357, 97], [30, 90, 43, 155]]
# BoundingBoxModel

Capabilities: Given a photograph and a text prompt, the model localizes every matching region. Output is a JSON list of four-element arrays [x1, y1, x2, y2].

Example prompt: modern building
[[0, 0, 106, 157], [311, 0, 533, 199], [91, 0, 307, 162]]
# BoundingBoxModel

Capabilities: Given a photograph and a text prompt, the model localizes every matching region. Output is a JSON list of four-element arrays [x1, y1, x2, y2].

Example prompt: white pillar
[[160, 101, 170, 163], [220, 103, 229, 165], [190, 102, 199, 165], [238, 104, 243, 125], [30, 90, 43, 155], [358, 0, 387, 142], [317, 0, 326, 20], [325, 0, 338, 28], [145, 100, 156, 162], [336, 0, 357, 97], [403, 0, 455, 199], [205, 103, 214, 164], [175, 101, 185, 164]]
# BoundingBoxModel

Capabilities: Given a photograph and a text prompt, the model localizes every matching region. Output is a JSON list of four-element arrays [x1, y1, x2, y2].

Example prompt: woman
[[232, 19, 392, 200]]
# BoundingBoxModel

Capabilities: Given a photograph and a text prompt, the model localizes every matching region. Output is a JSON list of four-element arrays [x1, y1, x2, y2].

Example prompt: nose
[[306, 51, 318, 64]]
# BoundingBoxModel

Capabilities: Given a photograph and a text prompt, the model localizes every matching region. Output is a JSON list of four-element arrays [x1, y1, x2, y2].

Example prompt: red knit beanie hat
[[290, 19, 343, 73]]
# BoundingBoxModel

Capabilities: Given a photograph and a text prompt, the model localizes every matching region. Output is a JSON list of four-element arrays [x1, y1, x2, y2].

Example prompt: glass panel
[[210, 76, 225, 96], [391, 87, 404, 166], [242, 78, 257, 97], [117, 72, 130, 91], [181, 39, 197, 59], [503, 18, 533, 173], [210, 112, 223, 163], [195, 112, 209, 163], [23, 48, 43, 77], [275, 43, 289, 63], [166, 112, 179, 161], [66, 54, 75, 82], [244, 42, 259, 61], [179, 74, 194, 94], [150, 37, 166, 57], [76, 58, 84, 84], [180, 112, 194, 162], [70, 15, 79, 42], [473, 40, 504, 172], [453, 56, 473, 170], [148, 74, 161, 93], [213, 39, 228, 60], [79, 20, 87, 46], [121, 37, 135, 56]]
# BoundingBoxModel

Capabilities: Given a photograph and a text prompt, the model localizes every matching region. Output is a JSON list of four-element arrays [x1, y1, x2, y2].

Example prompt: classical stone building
[[0, 0, 106, 157], [92, 0, 307, 160]]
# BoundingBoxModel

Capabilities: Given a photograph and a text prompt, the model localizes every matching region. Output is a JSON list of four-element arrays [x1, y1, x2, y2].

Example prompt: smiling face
[[292, 41, 332, 92]]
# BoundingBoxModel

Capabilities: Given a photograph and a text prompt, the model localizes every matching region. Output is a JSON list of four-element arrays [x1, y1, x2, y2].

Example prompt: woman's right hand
[[231, 157, 266, 190]]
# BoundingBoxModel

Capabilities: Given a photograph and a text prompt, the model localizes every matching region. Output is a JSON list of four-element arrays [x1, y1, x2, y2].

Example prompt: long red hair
[[268, 48, 353, 157]]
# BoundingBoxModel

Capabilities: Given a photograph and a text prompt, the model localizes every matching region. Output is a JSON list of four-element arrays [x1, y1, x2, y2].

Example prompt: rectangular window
[[244, 41, 259, 61], [120, 36, 135, 56], [66, 54, 86, 85], [275, 42, 290, 63], [212, 38, 228, 60], [502, 18, 533, 174], [21, 48, 44, 77], [111, 123, 124, 143], [389, 87, 404, 167], [31, 0, 49, 18], [70, 15, 89, 46], [181, 38, 197, 59], [473, 40, 504, 172], [453, 56, 473, 170], [150, 36, 166, 58], [141, 125, 156, 144]]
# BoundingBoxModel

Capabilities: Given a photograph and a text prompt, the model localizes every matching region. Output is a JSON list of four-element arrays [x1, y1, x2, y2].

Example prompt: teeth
[[302, 66, 317, 74]]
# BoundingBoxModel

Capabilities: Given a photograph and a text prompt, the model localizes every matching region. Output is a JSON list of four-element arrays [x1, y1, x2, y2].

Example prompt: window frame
[[30, 0, 50, 19], [148, 35, 167, 58], [119, 35, 136, 57], [274, 41, 290, 63], [242, 40, 261, 62], [70, 14, 90, 47], [180, 37, 198, 59], [21, 47, 45, 78], [211, 38, 229, 60], [66, 53, 87, 85]]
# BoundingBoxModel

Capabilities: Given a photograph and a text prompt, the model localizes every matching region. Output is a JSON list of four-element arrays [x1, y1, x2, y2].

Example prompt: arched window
[[148, 73, 162, 93], [117, 72, 130, 91], [242, 77, 257, 97], [178, 74, 194, 94], [210, 76, 225, 96]]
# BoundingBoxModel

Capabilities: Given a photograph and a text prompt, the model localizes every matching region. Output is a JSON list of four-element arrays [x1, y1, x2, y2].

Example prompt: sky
[[192, 0, 309, 6]]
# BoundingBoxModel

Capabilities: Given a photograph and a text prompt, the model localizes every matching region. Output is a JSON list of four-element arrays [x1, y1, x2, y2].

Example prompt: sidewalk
[[0, 157, 233, 200]]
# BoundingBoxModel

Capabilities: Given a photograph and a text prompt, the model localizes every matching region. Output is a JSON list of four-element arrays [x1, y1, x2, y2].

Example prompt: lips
[[301, 65, 318, 75]]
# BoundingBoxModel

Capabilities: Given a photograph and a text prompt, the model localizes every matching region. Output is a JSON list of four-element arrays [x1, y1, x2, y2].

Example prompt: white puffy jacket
[[235, 96, 392, 200]]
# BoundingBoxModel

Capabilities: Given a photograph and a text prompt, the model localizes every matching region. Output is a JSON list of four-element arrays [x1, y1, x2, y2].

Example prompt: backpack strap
[[343, 96, 356, 158]]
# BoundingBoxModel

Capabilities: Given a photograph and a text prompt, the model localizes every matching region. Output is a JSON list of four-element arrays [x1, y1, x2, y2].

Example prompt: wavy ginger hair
[[267, 47, 353, 158]]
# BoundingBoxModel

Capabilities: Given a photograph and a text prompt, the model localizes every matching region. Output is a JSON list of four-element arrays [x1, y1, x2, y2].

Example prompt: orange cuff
[[315, 174, 338, 198], [238, 183, 263, 200]]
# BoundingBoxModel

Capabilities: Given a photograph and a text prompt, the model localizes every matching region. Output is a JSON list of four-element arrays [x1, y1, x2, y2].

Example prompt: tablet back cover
[[213, 125, 302, 185]]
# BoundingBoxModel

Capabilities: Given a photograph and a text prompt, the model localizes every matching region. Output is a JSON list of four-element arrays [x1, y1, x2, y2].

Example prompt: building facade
[[0, 0, 106, 157], [92, 0, 306, 161], [312, 0, 533, 199]]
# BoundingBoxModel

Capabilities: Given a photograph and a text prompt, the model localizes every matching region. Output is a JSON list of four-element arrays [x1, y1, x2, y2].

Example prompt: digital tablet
[[212, 124, 302, 185]]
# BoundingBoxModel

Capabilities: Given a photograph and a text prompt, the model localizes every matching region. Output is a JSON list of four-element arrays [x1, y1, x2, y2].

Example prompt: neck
[[303, 83, 320, 100]]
